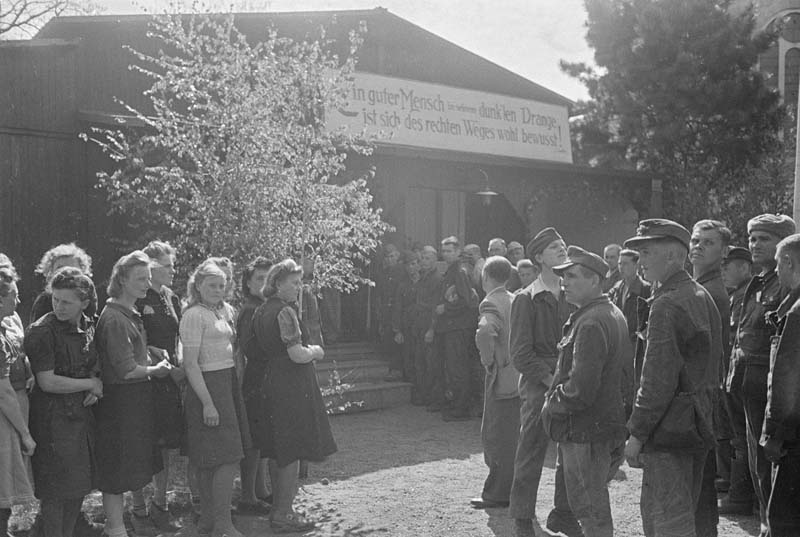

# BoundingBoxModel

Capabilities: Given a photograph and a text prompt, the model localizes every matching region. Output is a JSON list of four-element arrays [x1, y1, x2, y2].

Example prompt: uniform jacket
[[608, 276, 651, 409], [412, 267, 442, 332], [476, 285, 519, 400], [510, 276, 574, 386], [433, 261, 477, 333], [602, 268, 622, 294], [727, 269, 787, 391], [627, 270, 722, 449], [543, 295, 629, 443], [392, 272, 419, 334], [762, 287, 800, 443]]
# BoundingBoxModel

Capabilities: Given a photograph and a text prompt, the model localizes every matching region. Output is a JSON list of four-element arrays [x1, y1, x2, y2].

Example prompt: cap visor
[[552, 261, 576, 276]]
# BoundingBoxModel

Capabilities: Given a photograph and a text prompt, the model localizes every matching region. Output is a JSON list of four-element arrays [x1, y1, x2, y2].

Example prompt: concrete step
[[323, 381, 412, 415], [316, 358, 389, 385]]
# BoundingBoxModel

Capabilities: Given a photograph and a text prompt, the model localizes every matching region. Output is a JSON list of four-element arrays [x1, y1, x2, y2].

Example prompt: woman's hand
[[88, 377, 103, 398], [203, 403, 220, 427], [20, 433, 36, 457], [82, 392, 99, 407], [150, 359, 173, 378]]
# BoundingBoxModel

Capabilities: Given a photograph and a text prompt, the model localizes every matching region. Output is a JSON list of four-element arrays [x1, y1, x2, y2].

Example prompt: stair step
[[323, 381, 412, 415], [316, 359, 389, 385]]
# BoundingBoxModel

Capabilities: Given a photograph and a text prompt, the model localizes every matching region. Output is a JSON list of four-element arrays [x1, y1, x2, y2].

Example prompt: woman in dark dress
[[25, 267, 102, 537], [235, 256, 274, 513], [130, 241, 184, 533], [243, 259, 336, 533], [94, 251, 173, 537]]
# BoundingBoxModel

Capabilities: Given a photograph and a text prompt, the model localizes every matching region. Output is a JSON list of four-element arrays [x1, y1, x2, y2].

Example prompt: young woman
[[243, 259, 336, 533], [130, 241, 184, 533], [236, 257, 274, 514], [0, 267, 36, 536], [94, 251, 172, 537], [30, 243, 94, 324], [25, 267, 102, 537], [181, 261, 249, 537]]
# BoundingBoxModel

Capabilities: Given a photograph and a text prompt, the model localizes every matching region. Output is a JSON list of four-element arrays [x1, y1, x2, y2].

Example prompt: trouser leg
[[640, 450, 706, 537], [561, 441, 614, 537], [481, 395, 521, 503], [767, 445, 800, 537], [742, 364, 771, 531], [694, 448, 719, 537], [61, 497, 83, 537], [508, 379, 549, 519], [725, 390, 756, 505], [41, 499, 65, 537], [443, 329, 471, 415]]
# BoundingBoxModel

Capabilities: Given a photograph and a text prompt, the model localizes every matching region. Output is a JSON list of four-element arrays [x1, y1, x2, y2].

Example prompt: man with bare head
[[601, 244, 622, 293]]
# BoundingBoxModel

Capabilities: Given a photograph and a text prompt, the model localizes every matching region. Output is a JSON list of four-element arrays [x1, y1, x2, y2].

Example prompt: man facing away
[[490, 238, 523, 292], [508, 227, 579, 537], [689, 219, 732, 537], [761, 233, 800, 536], [718, 246, 756, 515], [601, 244, 622, 293], [623, 219, 722, 537], [541, 246, 629, 537], [726, 214, 795, 536], [470, 256, 520, 510], [607, 248, 651, 418]]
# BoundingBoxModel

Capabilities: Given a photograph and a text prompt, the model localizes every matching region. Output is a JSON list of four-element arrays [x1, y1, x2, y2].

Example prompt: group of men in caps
[[468, 213, 800, 537]]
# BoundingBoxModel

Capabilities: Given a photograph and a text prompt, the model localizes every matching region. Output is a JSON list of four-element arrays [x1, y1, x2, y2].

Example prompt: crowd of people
[[376, 214, 800, 537], [0, 242, 335, 537]]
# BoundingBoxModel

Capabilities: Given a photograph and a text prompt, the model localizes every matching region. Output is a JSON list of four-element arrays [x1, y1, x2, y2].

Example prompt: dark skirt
[[246, 360, 337, 468], [94, 382, 162, 494], [184, 368, 249, 469], [29, 390, 96, 500], [152, 377, 183, 449]]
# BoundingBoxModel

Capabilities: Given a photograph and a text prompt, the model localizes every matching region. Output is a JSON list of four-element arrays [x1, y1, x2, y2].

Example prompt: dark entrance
[[465, 194, 527, 253]]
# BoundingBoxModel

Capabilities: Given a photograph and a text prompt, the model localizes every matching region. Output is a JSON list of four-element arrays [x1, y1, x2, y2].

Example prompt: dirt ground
[[11, 404, 762, 537]]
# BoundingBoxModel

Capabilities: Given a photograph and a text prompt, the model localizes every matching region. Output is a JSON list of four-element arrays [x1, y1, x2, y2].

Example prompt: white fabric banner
[[327, 72, 573, 163]]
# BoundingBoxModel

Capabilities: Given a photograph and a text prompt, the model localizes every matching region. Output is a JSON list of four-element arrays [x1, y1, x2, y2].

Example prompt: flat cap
[[747, 214, 796, 240], [526, 228, 563, 258], [553, 245, 609, 278], [723, 246, 752, 264], [624, 219, 691, 250], [507, 241, 524, 252]]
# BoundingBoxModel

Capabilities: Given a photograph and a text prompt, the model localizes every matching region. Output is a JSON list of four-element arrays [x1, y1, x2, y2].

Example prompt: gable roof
[[36, 7, 572, 115]]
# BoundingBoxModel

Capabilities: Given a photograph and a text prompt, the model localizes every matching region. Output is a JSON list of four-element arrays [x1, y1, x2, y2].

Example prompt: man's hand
[[762, 437, 786, 464], [625, 436, 644, 468], [424, 329, 434, 344]]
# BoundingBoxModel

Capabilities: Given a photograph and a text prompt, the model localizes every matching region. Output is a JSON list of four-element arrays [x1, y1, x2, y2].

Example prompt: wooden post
[[794, 82, 800, 224]]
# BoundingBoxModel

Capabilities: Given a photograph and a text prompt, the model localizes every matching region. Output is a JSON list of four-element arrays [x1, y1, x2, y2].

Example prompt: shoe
[[148, 500, 181, 532], [129, 510, 158, 537], [269, 512, 315, 534], [442, 410, 471, 422], [74, 514, 105, 537], [513, 518, 535, 537], [545, 509, 584, 537], [470, 497, 509, 509], [235, 500, 271, 516], [717, 496, 755, 516]]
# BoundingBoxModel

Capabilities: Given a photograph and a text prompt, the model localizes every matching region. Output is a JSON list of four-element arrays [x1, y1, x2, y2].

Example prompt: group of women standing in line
[[0, 241, 336, 537]]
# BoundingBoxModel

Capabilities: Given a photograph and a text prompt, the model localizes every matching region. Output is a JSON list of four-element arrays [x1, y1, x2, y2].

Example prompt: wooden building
[[1, 8, 654, 325]]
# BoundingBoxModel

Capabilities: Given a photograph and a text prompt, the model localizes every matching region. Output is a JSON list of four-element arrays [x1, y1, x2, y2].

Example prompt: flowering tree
[[90, 10, 391, 292]]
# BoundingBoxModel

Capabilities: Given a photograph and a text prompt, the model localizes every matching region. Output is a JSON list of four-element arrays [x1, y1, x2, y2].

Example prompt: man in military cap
[[761, 233, 800, 535], [726, 214, 795, 534], [508, 227, 578, 537], [718, 246, 756, 515], [623, 219, 722, 537], [542, 246, 630, 537], [689, 219, 732, 537]]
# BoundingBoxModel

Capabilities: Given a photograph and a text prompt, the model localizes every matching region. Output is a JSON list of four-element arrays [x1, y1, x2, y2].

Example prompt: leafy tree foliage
[[90, 11, 391, 292], [563, 0, 790, 233]]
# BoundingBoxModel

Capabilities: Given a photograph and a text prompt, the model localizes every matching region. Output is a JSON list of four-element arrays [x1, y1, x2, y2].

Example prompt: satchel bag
[[650, 364, 712, 450], [541, 389, 571, 442]]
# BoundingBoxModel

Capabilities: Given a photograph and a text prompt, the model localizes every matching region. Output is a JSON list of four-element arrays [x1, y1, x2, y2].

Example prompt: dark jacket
[[608, 276, 651, 410], [392, 273, 418, 334], [543, 295, 629, 443], [628, 270, 722, 450], [433, 261, 477, 333], [727, 269, 786, 392], [762, 287, 800, 443], [602, 268, 622, 294], [510, 276, 574, 386], [696, 268, 730, 382], [413, 267, 442, 332]]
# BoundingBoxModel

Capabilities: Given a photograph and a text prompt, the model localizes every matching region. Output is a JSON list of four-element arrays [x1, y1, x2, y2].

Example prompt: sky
[[93, 0, 596, 102]]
